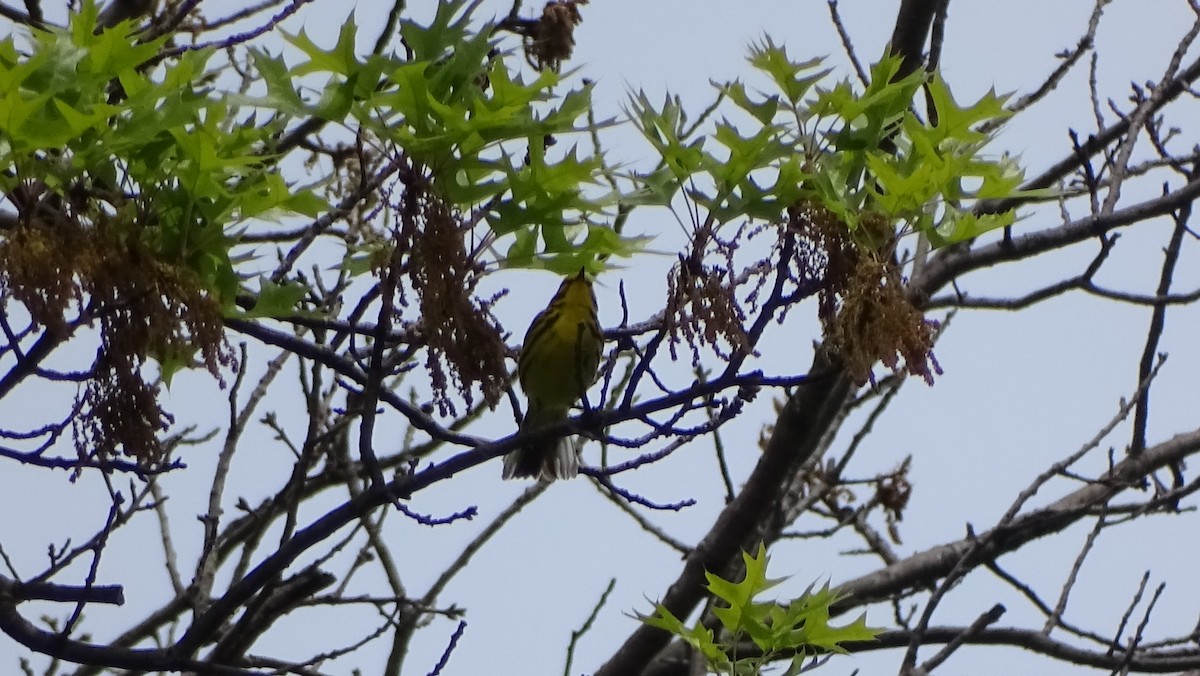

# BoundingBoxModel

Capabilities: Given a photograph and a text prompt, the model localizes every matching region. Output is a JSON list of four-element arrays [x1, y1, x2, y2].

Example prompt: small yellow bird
[[503, 269, 603, 481]]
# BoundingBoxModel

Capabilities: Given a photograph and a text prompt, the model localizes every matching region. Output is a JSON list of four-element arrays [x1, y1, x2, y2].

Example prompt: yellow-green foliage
[[643, 544, 879, 675]]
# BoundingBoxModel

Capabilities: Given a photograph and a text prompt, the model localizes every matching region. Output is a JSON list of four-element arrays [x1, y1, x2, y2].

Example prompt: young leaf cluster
[[252, 0, 642, 272], [642, 545, 878, 675], [629, 36, 1046, 248], [0, 5, 323, 310], [0, 3, 331, 457]]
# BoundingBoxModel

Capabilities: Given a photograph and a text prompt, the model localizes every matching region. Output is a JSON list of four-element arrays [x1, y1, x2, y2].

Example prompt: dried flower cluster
[[524, 0, 588, 72], [395, 186, 506, 416], [791, 202, 940, 386], [665, 225, 752, 367], [0, 213, 232, 464]]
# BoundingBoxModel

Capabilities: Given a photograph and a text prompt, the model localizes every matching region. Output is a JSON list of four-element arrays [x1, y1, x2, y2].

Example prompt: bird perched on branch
[[503, 269, 603, 481]]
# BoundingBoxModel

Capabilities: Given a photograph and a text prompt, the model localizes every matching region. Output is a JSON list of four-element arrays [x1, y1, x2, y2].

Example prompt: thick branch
[[0, 577, 123, 605], [886, 0, 942, 77], [0, 596, 258, 674], [914, 176, 1200, 300], [831, 428, 1200, 610], [731, 624, 1200, 673]]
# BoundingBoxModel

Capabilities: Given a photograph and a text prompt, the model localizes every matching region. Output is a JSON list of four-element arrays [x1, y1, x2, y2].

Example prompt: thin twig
[[564, 579, 617, 676]]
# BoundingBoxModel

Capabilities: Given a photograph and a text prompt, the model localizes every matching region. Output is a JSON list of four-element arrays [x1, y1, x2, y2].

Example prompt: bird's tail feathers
[[503, 407, 579, 481]]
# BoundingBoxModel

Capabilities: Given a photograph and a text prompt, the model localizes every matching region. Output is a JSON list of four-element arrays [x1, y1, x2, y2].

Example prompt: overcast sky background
[[2, 1, 1200, 675]]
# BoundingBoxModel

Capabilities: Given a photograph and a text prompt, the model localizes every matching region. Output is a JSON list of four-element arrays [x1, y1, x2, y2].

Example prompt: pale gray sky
[[2, 2, 1199, 675]]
